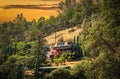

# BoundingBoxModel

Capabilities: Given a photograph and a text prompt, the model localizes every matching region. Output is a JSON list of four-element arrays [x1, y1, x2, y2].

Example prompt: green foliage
[[54, 51, 81, 65], [53, 53, 67, 65], [71, 60, 91, 79], [78, 0, 120, 79], [0, 56, 22, 79], [44, 68, 71, 79], [0, 14, 47, 79]]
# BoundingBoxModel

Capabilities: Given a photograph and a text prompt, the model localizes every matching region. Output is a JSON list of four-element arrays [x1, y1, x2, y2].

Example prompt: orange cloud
[[2, 4, 58, 10]]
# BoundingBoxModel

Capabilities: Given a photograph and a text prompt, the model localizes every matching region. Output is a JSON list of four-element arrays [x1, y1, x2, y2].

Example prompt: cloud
[[1, 4, 59, 10]]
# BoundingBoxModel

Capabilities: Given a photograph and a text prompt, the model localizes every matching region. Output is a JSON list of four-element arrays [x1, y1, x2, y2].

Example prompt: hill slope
[[45, 26, 82, 44]]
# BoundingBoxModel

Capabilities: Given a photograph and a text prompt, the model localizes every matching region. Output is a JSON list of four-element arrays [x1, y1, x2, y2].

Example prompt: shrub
[[68, 28, 76, 33], [44, 68, 71, 79]]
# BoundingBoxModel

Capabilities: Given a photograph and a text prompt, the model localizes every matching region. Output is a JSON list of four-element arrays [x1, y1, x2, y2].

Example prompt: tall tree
[[34, 18, 46, 79]]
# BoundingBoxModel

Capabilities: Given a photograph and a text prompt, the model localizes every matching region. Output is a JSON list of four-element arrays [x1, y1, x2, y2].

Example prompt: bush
[[44, 68, 71, 79], [69, 28, 76, 33], [70, 60, 93, 79], [67, 56, 73, 61], [58, 36, 64, 42]]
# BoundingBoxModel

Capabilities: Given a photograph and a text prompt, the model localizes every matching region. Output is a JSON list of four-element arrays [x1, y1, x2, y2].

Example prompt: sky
[[0, 0, 62, 23]]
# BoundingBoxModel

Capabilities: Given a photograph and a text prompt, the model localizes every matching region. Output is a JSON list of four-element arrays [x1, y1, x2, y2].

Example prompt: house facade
[[44, 42, 74, 59]]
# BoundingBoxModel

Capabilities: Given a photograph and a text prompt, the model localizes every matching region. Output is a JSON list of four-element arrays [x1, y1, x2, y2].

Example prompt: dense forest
[[0, 0, 120, 79]]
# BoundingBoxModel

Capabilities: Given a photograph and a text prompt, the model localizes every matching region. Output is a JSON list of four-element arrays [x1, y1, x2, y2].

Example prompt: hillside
[[45, 26, 82, 44], [0, 0, 119, 79]]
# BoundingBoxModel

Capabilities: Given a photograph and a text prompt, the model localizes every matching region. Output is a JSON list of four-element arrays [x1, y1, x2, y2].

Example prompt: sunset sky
[[0, 0, 62, 23]]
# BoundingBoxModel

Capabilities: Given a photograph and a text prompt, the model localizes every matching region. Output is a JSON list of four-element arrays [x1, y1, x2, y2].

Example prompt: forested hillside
[[0, 0, 120, 79]]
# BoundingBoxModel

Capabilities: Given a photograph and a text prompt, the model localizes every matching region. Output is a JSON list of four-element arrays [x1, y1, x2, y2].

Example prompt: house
[[44, 42, 74, 59]]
